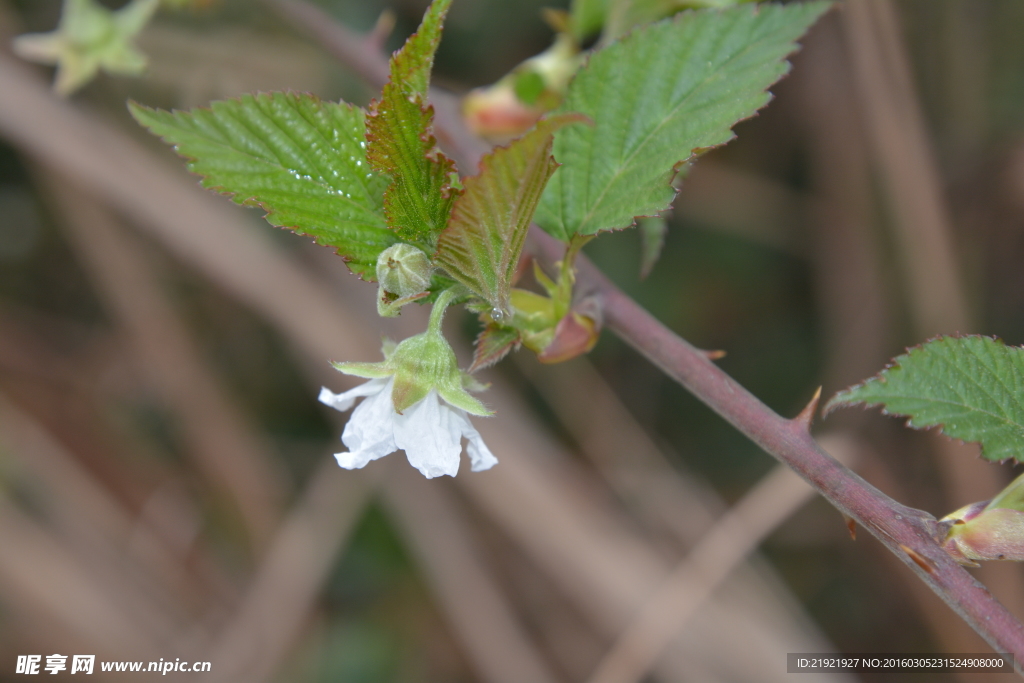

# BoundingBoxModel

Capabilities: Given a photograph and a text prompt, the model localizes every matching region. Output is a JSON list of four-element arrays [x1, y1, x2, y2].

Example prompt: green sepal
[[331, 360, 393, 379], [942, 505, 1024, 565], [388, 327, 491, 416], [336, 289, 491, 416], [437, 383, 491, 416], [375, 243, 433, 317], [988, 472, 1024, 513], [13, 0, 159, 95], [461, 371, 491, 393]]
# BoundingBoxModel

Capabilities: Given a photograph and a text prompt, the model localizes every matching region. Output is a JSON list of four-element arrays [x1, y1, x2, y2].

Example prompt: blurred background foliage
[[2, 0, 1024, 682]]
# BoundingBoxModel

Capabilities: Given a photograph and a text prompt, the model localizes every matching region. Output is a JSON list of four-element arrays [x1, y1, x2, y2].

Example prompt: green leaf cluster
[[129, 0, 576, 305], [826, 336, 1024, 464], [536, 2, 830, 242], [131, 0, 829, 368]]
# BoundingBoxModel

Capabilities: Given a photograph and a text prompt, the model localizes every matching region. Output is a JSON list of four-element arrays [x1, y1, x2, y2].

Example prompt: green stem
[[553, 234, 594, 320], [428, 288, 459, 335]]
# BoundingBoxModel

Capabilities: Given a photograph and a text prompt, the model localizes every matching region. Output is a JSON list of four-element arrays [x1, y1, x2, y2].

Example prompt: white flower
[[320, 287, 497, 478], [319, 377, 497, 478]]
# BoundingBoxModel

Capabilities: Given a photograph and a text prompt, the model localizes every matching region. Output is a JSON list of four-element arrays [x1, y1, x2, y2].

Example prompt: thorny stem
[[546, 232, 1024, 669], [264, 0, 1024, 669]]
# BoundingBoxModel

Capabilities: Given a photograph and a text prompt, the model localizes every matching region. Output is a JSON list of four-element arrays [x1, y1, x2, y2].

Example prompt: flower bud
[[376, 244, 432, 317], [463, 33, 581, 143], [536, 310, 600, 363], [940, 471, 1024, 565], [377, 243, 432, 297], [942, 504, 1024, 565]]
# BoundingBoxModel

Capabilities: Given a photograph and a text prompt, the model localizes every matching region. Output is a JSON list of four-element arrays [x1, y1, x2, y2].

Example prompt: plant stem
[[428, 287, 459, 334], [531, 229, 1024, 670], [249, 0, 1024, 668]]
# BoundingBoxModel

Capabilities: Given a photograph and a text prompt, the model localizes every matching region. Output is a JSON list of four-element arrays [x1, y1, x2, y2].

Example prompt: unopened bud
[[377, 244, 432, 297], [463, 33, 581, 143], [376, 244, 432, 317], [464, 83, 545, 144], [537, 310, 600, 364], [942, 505, 1024, 565]]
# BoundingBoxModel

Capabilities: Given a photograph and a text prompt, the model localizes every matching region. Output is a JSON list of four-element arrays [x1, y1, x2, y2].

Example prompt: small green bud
[[377, 244, 432, 298], [376, 244, 432, 317]]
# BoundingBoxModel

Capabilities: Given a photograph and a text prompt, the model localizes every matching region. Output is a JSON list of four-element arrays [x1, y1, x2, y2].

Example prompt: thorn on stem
[[900, 544, 936, 574], [844, 515, 857, 540], [793, 386, 822, 432], [704, 349, 727, 361]]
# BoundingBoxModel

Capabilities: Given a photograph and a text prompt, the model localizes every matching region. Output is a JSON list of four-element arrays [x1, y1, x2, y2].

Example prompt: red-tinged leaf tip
[[388, 0, 452, 98], [793, 386, 822, 431], [365, 0, 459, 248], [470, 324, 522, 372]]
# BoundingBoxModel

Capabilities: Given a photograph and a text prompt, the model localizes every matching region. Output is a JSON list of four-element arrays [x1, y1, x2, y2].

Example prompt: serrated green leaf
[[536, 2, 829, 242], [825, 336, 1024, 464], [129, 93, 393, 279], [435, 115, 585, 312], [365, 0, 460, 250]]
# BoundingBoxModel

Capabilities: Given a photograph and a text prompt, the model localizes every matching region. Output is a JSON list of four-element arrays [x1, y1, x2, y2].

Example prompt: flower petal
[[459, 414, 498, 472], [336, 378, 397, 469], [318, 377, 389, 413], [394, 392, 461, 478]]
